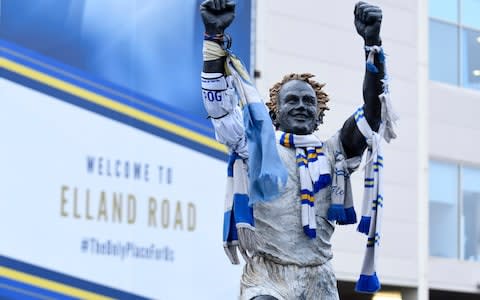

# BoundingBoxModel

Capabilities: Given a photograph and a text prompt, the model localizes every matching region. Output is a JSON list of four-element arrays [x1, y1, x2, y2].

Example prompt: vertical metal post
[[458, 164, 464, 260], [417, 0, 430, 299]]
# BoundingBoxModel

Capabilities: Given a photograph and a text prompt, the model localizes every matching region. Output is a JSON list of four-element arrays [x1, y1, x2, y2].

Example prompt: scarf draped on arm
[[354, 45, 398, 293], [202, 40, 287, 263]]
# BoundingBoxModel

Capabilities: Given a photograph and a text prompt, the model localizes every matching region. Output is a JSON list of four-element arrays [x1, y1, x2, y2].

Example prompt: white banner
[[0, 78, 242, 299]]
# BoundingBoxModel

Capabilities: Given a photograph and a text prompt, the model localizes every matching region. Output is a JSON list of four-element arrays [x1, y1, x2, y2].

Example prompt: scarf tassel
[[233, 193, 258, 251], [355, 273, 381, 293], [303, 226, 316, 239], [327, 204, 347, 222], [223, 244, 240, 265], [357, 216, 371, 235], [337, 206, 357, 225]]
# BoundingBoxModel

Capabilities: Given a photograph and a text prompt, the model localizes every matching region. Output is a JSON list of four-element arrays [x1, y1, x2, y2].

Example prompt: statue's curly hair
[[266, 73, 330, 129]]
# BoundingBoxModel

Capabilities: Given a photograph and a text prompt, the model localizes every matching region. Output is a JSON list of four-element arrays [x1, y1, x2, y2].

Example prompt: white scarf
[[277, 131, 331, 238], [355, 45, 398, 293]]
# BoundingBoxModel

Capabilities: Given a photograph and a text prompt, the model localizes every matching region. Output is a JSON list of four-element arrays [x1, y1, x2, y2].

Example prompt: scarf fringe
[[355, 273, 381, 293], [338, 206, 357, 225], [223, 243, 240, 265], [357, 216, 371, 235], [327, 204, 347, 222], [237, 225, 261, 254]]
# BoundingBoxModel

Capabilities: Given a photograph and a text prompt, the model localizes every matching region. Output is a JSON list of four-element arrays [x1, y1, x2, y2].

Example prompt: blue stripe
[[303, 225, 316, 239], [0, 255, 149, 300], [223, 210, 237, 242], [288, 133, 294, 147], [354, 107, 364, 122], [301, 199, 314, 206], [1, 68, 228, 162], [280, 132, 286, 146], [300, 189, 313, 195], [0, 286, 39, 300], [0, 40, 214, 138], [367, 233, 380, 247], [0, 277, 76, 300], [233, 194, 254, 225], [313, 174, 332, 193], [227, 152, 240, 177]]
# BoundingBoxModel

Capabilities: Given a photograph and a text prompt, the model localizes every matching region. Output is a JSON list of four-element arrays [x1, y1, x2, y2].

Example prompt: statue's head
[[267, 73, 329, 135]]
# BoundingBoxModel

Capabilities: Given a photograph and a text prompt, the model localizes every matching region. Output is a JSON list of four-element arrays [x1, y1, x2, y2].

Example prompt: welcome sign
[[0, 0, 251, 298]]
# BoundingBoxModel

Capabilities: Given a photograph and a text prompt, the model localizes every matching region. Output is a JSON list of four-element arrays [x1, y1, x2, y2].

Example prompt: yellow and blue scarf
[[277, 131, 333, 238]]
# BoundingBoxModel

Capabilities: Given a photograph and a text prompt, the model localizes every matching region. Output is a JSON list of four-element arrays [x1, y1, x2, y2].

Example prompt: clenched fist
[[200, 0, 236, 35], [354, 1, 382, 45]]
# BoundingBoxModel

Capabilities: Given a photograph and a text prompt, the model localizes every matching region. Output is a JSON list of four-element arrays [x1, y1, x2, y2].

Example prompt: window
[[429, 0, 480, 90], [429, 161, 458, 258], [462, 167, 480, 261], [429, 160, 480, 261]]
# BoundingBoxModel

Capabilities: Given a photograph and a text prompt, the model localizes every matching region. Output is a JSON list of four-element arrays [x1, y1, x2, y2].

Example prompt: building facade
[[253, 0, 480, 299]]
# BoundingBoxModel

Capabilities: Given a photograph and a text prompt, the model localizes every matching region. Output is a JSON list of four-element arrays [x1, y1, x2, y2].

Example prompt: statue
[[200, 1, 397, 299]]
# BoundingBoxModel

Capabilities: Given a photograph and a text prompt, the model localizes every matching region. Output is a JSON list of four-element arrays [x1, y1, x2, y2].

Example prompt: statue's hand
[[354, 1, 382, 45], [200, 0, 235, 35]]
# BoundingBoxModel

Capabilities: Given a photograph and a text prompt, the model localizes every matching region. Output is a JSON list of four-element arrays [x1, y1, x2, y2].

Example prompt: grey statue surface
[[201, 1, 385, 299]]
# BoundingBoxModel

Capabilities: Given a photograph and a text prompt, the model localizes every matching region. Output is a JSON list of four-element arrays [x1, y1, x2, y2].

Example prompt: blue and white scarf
[[277, 131, 332, 238], [354, 45, 398, 293], [203, 40, 287, 263], [222, 152, 256, 264], [354, 107, 384, 293]]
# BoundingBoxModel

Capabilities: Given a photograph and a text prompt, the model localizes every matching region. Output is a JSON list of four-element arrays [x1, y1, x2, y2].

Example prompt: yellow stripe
[[296, 157, 307, 164], [301, 194, 314, 202], [1, 58, 227, 154], [283, 133, 290, 147], [0, 267, 114, 300]]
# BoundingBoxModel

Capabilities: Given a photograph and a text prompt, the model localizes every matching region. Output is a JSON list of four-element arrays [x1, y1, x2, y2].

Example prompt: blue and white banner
[[0, 0, 252, 299]]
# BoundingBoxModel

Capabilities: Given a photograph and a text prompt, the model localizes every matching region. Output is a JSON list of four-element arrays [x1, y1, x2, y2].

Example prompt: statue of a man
[[201, 1, 391, 299]]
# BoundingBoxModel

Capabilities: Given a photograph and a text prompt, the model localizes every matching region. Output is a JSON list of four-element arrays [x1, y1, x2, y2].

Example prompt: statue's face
[[277, 80, 318, 135]]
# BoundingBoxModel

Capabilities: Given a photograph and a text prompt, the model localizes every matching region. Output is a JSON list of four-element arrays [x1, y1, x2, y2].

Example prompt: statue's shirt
[[240, 132, 351, 299], [253, 132, 349, 266]]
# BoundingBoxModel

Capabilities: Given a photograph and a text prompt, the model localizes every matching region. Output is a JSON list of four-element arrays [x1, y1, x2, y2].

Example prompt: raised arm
[[200, 0, 235, 73], [340, 2, 384, 158]]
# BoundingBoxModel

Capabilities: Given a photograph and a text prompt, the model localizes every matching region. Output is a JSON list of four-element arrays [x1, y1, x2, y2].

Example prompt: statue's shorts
[[240, 255, 340, 300]]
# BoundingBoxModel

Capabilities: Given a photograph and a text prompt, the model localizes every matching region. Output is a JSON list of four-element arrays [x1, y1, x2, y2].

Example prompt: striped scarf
[[354, 45, 398, 294], [222, 152, 256, 264], [354, 107, 384, 293], [203, 40, 288, 264], [277, 131, 332, 239]]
